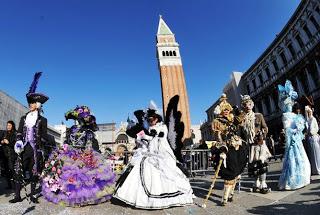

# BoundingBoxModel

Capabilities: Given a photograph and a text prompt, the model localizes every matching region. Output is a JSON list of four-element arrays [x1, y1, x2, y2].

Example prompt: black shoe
[[9, 197, 22, 203], [30, 197, 39, 204], [228, 195, 233, 202], [252, 187, 260, 193], [221, 200, 227, 206], [260, 188, 270, 194]]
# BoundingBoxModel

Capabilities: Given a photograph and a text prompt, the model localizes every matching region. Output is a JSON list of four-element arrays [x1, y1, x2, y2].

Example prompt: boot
[[9, 182, 22, 203], [9, 196, 22, 203], [30, 182, 39, 204], [221, 184, 232, 206], [253, 179, 260, 192], [6, 178, 13, 189], [228, 181, 237, 202], [260, 180, 270, 194]]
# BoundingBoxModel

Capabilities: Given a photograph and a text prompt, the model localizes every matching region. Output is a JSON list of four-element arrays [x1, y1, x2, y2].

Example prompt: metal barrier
[[104, 149, 214, 177], [181, 149, 213, 177]]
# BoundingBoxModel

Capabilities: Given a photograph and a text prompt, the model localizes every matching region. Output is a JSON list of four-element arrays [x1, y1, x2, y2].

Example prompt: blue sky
[[0, 0, 300, 126]]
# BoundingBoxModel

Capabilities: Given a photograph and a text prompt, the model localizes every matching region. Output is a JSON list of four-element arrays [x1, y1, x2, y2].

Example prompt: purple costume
[[41, 106, 116, 207]]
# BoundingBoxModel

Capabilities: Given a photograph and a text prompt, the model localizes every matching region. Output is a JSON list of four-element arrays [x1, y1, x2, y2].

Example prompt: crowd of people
[[0, 73, 319, 210]]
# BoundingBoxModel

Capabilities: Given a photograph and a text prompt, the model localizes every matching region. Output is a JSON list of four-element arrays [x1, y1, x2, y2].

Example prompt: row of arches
[[162, 50, 177, 57]]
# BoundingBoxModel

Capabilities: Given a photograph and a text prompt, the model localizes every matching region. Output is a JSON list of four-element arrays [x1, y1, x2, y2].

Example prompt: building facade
[[156, 16, 192, 143], [239, 0, 320, 136], [95, 122, 135, 155]]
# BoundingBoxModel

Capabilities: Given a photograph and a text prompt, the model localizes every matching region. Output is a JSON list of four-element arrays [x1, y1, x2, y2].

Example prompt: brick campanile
[[156, 16, 191, 142]]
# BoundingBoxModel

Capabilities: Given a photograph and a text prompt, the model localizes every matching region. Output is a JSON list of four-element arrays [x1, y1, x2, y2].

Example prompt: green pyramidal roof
[[157, 16, 173, 35]]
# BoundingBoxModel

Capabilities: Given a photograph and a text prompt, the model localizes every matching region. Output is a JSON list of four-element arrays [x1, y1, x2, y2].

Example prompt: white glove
[[220, 152, 227, 160], [14, 140, 24, 154], [220, 152, 227, 168]]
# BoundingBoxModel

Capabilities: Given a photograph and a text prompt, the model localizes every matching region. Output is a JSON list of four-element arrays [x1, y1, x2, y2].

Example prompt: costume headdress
[[278, 80, 298, 113], [146, 100, 163, 122], [240, 95, 253, 106], [214, 94, 233, 115], [26, 72, 49, 104], [65, 105, 98, 148]]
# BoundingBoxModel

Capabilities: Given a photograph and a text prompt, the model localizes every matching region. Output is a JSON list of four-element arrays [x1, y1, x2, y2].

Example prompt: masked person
[[212, 94, 248, 206], [10, 72, 48, 203]]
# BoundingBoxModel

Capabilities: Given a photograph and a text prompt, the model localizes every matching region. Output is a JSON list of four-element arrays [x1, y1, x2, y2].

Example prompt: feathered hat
[[240, 95, 253, 105], [26, 72, 49, 104], [146, 100, 163, 122], [214, 94, 233, 115]]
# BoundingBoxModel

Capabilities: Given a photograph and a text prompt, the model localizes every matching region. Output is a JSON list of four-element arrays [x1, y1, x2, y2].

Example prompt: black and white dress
[[113, 122, 193, 209]]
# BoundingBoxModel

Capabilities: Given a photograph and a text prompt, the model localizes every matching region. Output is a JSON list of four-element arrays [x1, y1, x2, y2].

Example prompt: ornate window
[[303, 25, 313, 39], [295, 34, 305, 48], [287, 43, 296, 58], [272, 60, 279, 72], [310, 16, 319, 30], [280, 52, 287, 65], [265, 66, 271, 78], [258, 73, 263, 85]]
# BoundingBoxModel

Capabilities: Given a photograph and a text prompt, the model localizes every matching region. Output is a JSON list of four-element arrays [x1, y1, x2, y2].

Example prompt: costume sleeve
[[310, 117, 319, 136], [41, 117, 48, 143], [260, 114, 268, 137]]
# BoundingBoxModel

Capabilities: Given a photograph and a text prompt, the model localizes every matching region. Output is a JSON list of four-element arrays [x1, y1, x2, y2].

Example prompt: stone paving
[[0, 160, 319, 215]]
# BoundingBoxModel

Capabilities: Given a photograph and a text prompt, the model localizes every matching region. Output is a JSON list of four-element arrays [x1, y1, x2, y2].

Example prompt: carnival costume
[[305, 105, 320, 175], [240, 95, 270, 193], [278, 80, 311, 190], [113, 96, 194, 209], [11, 72, 49, 204], [212, 94, 248, 206], [41, 106, 116, 207]]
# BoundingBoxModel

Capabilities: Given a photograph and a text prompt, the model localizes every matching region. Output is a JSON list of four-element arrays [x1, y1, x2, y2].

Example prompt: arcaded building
[[239, 0, 320, 136]]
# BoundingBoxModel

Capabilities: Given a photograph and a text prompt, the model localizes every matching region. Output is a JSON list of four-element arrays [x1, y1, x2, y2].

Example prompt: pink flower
[[57, 169, 61, 175], [52, 166, 56, 172], [63, 144, 69, 151], [50, 184, 59, 192], [45, 163, 49, 168]]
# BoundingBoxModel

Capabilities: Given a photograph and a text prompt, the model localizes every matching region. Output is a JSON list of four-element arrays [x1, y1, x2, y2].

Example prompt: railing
[[104, 149, 214, 177], [181, 149, 214, 177]]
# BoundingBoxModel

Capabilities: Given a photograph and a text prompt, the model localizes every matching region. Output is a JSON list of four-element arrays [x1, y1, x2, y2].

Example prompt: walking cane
[[201, 157, 223, 208]]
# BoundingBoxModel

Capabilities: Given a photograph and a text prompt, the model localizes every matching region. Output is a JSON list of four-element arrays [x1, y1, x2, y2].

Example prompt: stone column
[[305, 67, 316, 92], [261, 99, 268, 115], [295, 76, 305, 96], [269, 95, 276, 112], [315, 60, 320, 79]]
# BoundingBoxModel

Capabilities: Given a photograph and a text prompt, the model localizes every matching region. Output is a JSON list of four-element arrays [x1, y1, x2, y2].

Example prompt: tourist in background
[[0, 121, 17, 189]]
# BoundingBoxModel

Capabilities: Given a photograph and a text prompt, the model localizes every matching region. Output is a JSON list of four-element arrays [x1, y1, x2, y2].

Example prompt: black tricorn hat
[[26, 72, 49, 104]]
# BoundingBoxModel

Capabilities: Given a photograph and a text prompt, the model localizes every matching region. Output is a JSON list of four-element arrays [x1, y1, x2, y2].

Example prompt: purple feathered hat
[[26, 72, 49, 104]]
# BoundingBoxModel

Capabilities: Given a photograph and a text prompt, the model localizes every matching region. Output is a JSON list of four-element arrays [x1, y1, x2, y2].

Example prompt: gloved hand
[[14, 140, 24, 154], [220, 152, 227, 160], [220, 152, 227, 168]]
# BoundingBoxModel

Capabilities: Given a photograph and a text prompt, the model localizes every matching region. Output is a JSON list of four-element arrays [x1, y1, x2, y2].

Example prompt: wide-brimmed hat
[[26, 72, 49, 104]]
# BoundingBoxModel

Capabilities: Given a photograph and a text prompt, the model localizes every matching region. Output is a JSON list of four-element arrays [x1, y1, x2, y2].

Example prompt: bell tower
[[156, 16, 191, 141]]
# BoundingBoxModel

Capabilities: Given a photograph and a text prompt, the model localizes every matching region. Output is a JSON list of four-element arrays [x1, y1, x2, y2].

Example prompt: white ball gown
[[113, 122, 194, 209]]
